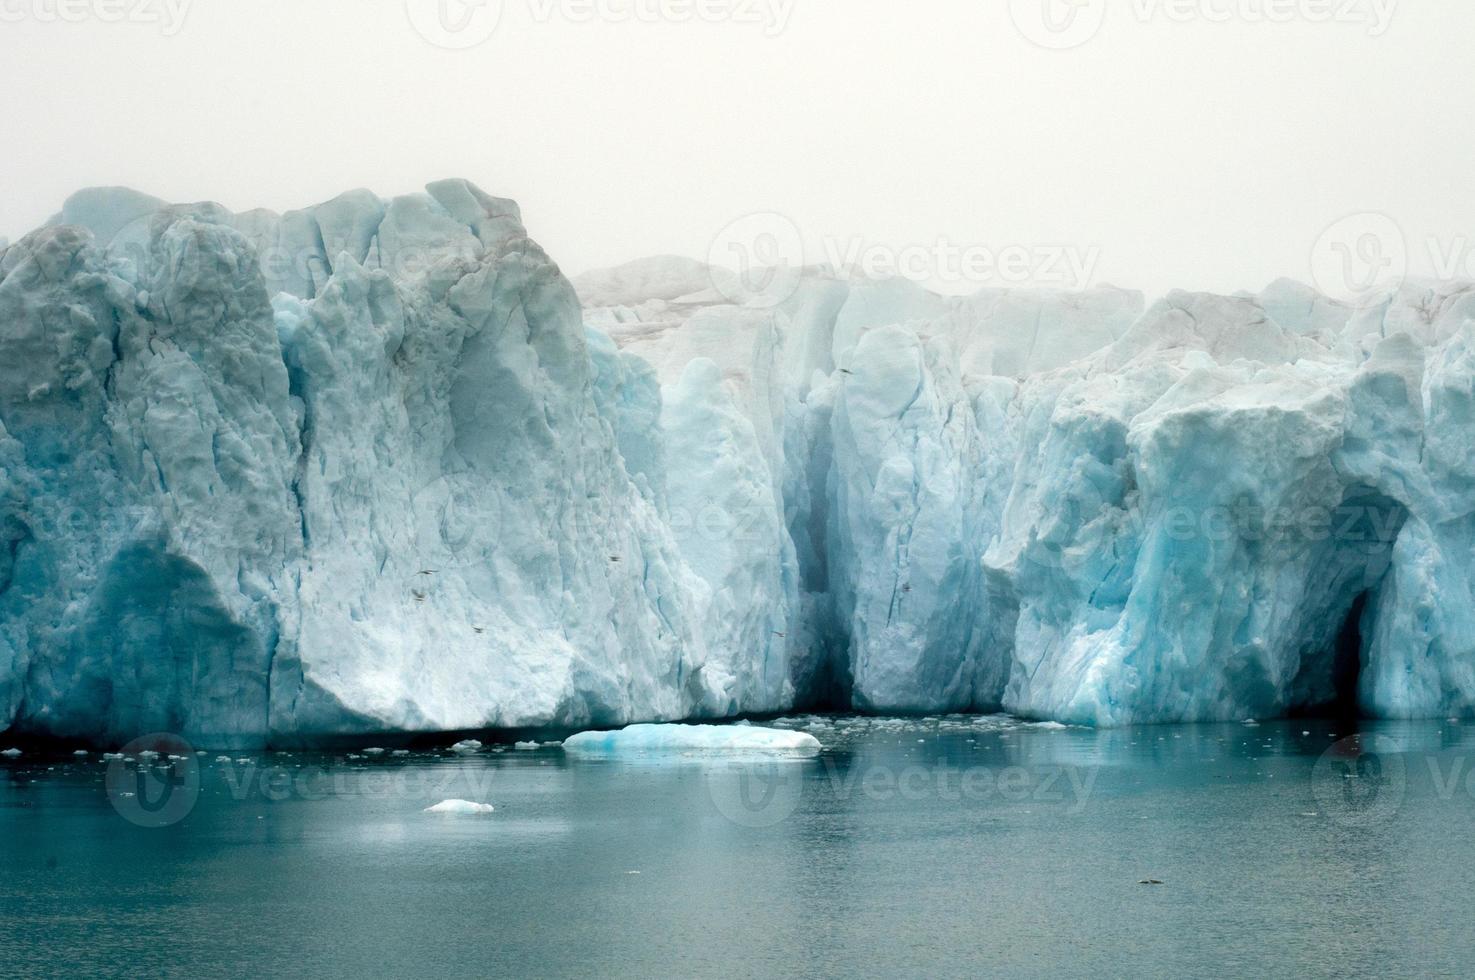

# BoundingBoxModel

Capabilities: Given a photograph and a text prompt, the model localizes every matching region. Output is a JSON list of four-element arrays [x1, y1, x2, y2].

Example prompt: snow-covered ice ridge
[[2, 181, 1473, 746]]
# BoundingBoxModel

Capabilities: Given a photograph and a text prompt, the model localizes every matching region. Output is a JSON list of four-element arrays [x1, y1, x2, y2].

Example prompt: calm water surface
[[3, 716, 1474, 978]]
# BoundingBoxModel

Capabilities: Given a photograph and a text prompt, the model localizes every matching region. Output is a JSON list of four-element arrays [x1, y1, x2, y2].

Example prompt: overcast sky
[[3, 0, 1472, 299]]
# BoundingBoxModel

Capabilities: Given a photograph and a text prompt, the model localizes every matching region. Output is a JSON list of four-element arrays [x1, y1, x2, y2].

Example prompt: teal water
[[3, 716, 1474, 978]]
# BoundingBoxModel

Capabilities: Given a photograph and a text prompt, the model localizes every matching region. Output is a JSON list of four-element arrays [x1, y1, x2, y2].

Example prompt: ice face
[[4, 185, 1475, 745], [584, 258, 1475, 726], [0, 184, 736, 747]]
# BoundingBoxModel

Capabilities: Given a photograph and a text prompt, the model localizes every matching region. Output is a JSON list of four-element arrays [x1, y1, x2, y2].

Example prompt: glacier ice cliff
[[2, 182, 1475, 746]]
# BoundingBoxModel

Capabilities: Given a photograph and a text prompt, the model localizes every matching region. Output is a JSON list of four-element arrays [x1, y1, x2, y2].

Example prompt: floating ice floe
[[424, 799, 496, 815], [1, 748, 20, 758], [449, 740, 483, 754], [562, 724, 821, 756]]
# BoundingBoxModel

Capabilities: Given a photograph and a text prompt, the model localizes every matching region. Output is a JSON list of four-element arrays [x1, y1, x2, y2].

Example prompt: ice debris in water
[[450, 740, 483, 754], [1, 748, 20, 758]]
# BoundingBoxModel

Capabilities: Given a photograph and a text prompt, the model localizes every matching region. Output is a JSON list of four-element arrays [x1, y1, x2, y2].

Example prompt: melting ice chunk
[[562, 724, 822, 756], [424, 799, 496, 815]]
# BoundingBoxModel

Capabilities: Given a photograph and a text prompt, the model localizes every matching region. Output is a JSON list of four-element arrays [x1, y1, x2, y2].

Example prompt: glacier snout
[[4, 187, 1475, 744]]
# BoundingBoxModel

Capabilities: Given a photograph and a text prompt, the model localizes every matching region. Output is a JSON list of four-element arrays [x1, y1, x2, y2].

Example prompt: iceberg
[[424, 799, 496, 815], [3, 181, 1475, 742], [562, 723, 822, 755]]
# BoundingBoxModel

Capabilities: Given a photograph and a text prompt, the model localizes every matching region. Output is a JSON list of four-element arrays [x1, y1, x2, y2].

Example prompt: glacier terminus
[[2, 181, 1473, 748]]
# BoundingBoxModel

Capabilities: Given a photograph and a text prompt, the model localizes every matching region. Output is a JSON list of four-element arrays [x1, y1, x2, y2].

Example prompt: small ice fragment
[[362, 748, 386, 756], [1, 748, 21, 758], [137, 750, 159, 759], [515, 741, 540, 750], [392, 750, 410, 757], [72, 750, 88, 757], [424, 799, 496, 815], [450, 740, 483, 754], [216, 756, 232, 763], [102, 752, 124, 761]]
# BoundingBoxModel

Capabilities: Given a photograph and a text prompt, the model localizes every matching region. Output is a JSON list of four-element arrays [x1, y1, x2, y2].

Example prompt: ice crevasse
[[1, 180, 1473, 746]]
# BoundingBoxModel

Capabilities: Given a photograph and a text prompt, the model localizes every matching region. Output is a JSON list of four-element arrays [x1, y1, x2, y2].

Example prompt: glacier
[[2, 180, 1475, 747]]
